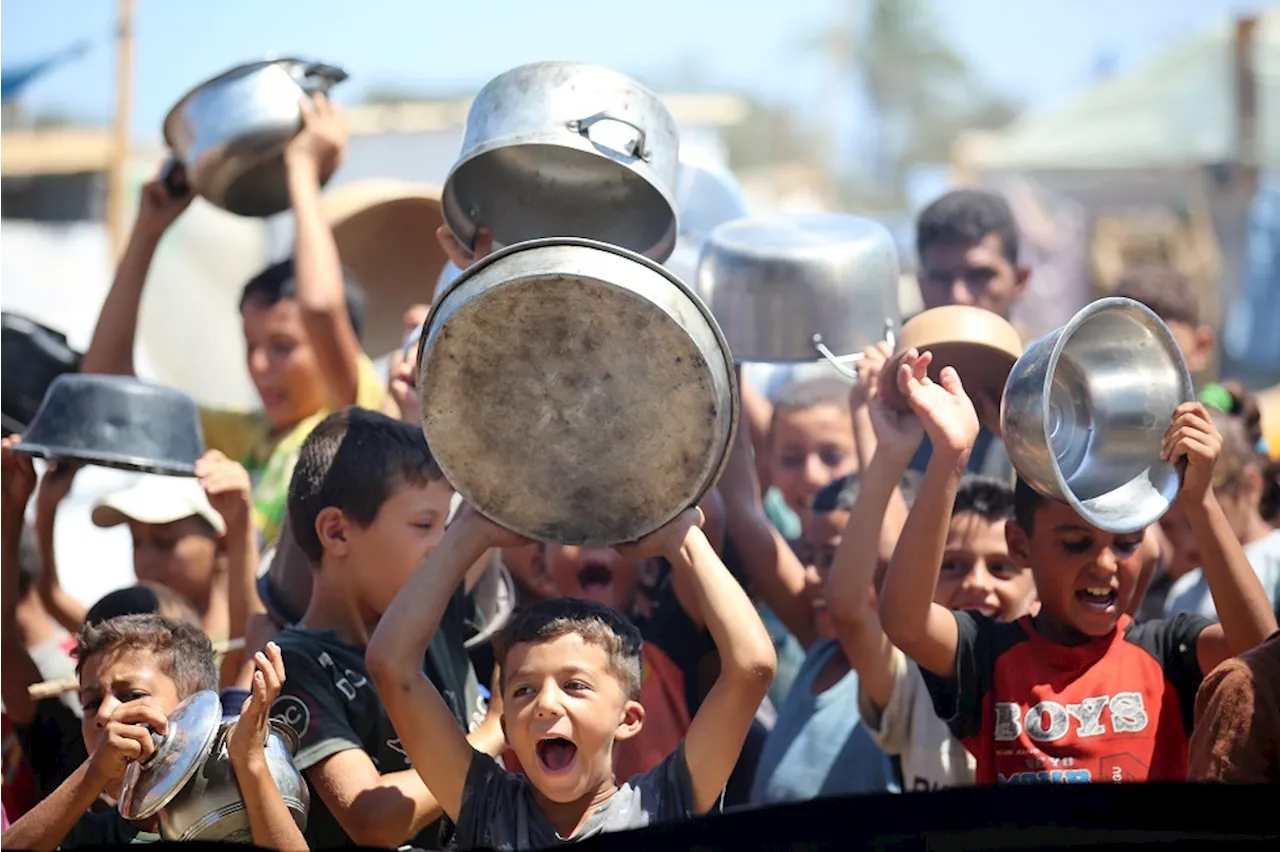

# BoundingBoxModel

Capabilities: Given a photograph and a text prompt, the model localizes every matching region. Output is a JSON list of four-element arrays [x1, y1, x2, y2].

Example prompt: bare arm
[[365, 508, 516, 826], [1, 761, 105, 851], [1, 437, 46, 726], [284, 95, 363, 408], [632, 514, 775, 814]]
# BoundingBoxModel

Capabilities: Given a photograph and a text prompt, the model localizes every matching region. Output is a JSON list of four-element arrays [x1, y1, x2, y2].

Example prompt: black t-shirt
[[60, 810, 159, 847], [15, 697, 87, 803], [269, 589, 484, 849]]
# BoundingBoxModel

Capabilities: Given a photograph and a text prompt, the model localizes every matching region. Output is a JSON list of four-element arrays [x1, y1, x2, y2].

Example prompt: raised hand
[[1161, 401, 1222, 504], [229, 642, 287, 774], [895, 348, 979, 458], [436, 225, 494, 271], [0, 435, 38, 515], [195, 450, 252, 528], [35, 460, 84, 518], [614, 507, 705, 561], [86, 702, 169, 789], [135, 165, 194, 238], [858, 345, 924, 463], [285, 92, 349, 177]]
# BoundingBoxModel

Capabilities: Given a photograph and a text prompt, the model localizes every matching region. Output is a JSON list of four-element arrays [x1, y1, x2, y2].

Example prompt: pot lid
[[118, 690, 221, 821]]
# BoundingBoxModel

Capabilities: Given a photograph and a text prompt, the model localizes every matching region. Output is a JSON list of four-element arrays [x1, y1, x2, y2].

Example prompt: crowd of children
[[2, 95, 1279, 851]]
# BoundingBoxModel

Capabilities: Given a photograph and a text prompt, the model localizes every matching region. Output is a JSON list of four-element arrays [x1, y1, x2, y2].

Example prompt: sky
[[2, 0, 1275, 145]]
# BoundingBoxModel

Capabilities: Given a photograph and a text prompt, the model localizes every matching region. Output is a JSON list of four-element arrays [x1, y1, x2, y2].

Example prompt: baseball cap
[[91, 474, 226, 535]]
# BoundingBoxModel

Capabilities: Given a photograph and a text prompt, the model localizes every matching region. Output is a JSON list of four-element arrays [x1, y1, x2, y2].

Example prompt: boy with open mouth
[[368, 504, 776, 849]]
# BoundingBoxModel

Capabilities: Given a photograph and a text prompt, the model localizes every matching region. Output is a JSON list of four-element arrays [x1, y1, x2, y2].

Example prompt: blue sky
[[2, 0, 1272, 143]]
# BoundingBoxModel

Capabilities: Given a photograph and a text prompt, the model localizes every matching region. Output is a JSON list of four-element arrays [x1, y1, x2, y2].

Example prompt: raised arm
[[284, 94, 363, 408], [81, 172, 193, 376], [1162, 403, 1278, 672], [1, 437, 44, 727], [32, 461, 88, 632], [877, 350, 979, 679], [621, 509, 776, 814], [366, 506, 525, 824]]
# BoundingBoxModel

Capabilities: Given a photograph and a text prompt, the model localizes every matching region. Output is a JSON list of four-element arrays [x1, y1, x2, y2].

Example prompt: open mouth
[[536, 737, 578, 774], [576, 564, 614, 604], [1075, 586, 1118, 613]]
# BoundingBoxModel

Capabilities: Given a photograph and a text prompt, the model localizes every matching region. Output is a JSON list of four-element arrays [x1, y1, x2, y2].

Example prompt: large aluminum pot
[[442, 62, 680, 263], [163, 58, 348, 218], [1001, 297, 1194, 534], [665, 148, 749, 294], [119, 690, 309, 842], [418, 237, 737, 545], [697, 213, 901, 364]]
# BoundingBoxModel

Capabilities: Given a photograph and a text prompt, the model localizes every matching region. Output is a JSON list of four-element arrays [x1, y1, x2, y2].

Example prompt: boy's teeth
[[1085, 587, 1112, 597]]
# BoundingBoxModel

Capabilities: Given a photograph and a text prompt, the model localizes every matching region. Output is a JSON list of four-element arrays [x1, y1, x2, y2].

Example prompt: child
[[0, 614, 303, 849], [1161, 395, 1280, 620], [266, 407, 499, 850], [81, 94, 382, 547], [1113, 265, 1216, 379], [750, 471, 900, 805], [366, 504, 776, 849], [767, 376, 859, 528], [1188, 627, 1280, 782], [879, 348, 1277, 784]]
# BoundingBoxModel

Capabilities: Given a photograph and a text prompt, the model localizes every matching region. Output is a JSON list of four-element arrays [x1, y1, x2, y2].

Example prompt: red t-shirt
[[503, 639, 691, 782], [921, 612, 1212, 784]]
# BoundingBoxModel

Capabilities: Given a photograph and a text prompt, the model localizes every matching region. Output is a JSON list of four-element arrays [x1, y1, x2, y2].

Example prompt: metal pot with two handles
[[417, 237, 737, 546], [118, 690, 309, 842], [163, 57, 348, 218], [442, 61, 681, 263]]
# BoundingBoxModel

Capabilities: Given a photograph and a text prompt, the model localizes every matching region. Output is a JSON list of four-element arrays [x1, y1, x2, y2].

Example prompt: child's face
[[129, 518, 220, 608], [1164, 320, 1213, 376], [546, 545, 643, 614], [79, 647, 183, 791], [504, 544, 556, 601], [934, 512, 1035, 621], [241, 298, 328, 431], [1010, 501, 1145, 640], [501, 633, 642, 804], [769, 404, 858, 516], [800, 508, 849, 638], [348, 479, 454, 615]]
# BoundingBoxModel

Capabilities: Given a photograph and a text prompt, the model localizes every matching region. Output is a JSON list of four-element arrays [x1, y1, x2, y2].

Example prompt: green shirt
[[61, 810, 159, 847]]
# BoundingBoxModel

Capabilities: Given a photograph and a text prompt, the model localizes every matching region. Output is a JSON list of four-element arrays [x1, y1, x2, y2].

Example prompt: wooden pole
[[106, 0, 136, 261]]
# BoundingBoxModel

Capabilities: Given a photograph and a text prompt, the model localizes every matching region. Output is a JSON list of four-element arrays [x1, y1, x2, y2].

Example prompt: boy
[[1113, 265, 1215, 380], [1, 614, 302, 849], [82, 94, 382, 547], [366, 503, 777, 848], [766, 376, 859, 530], [266, 407, 500, 849], [750, 471, 899, 804], [880, 348, 1277, 783]]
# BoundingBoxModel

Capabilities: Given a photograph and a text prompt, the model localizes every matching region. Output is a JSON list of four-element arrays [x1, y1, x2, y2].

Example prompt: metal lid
[[118, 690, 222, 821]]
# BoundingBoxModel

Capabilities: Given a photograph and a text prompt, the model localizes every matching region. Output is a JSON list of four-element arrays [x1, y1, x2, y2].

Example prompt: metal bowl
[[697, 213, 900, 364], [1000, 297, 1194, 533], [11, 374, 205, 477]]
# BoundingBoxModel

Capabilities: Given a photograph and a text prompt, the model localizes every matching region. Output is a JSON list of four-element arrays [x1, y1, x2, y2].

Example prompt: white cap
[[91, 474, 226, 535]]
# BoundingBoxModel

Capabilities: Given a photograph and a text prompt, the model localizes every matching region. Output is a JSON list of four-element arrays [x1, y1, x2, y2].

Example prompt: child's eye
[[991, 561, 1022, 580], [414, 522, 435, 531], [511, 685, 533, 698], [1060, 539, 1093, 555], [563, 680, 590, 692], [126, 691, 150, 702], [940, 559, 968, 573], [82, 699, 101, 713], [819, 449, 848, 467], [1112, 538, 1143, 556]]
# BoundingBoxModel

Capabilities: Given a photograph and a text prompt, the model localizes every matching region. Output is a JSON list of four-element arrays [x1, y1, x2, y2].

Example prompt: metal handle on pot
[[160, 156, 190, 200], [567, 112, 651, 161], [812, 318, 898, 381], [298, 62, 349, 94]]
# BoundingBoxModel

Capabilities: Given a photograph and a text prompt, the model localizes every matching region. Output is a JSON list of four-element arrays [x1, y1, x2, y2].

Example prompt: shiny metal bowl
[[1001, 297, 1194, 534]]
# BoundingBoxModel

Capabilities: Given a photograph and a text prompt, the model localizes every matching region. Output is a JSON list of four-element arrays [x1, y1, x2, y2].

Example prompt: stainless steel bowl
[[697, 213, 900, 364], [1001, 297, 1194, 534]]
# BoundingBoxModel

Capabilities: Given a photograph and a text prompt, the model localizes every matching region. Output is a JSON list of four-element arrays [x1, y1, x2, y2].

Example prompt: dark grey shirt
[[453, 742, 697, 850]]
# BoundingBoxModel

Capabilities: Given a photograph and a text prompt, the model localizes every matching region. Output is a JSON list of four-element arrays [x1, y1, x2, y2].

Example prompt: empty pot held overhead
[[442, 61, 680, 262], [1001, 297, 1194, 534], [163, 57, 348, 218], [697, 213, 901, 364]]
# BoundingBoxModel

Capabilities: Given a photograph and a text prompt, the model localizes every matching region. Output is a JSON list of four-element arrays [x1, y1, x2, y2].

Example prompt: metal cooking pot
[[418, 237, 737, 545], [11, 374, 205, 477], [163, 57, 348, 218], [118, 690, 309, 842], [442, 62, 680, 263], [1001, 297, 1194, 534], [697, 213, 901, 365]]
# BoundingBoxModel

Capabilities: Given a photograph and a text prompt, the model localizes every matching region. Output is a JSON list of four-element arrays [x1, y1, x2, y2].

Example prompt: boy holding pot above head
[[82, 93, 383, 549], [366, 501, 777, 849], [266, 407, 500, 850], [878, 348, 1276, 784]]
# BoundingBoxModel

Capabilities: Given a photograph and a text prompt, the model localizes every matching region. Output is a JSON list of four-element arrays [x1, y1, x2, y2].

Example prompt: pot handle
[[160, 156, 190, 200], [812, 319, 898, 381], [567, 112, 651, 162], [298, 62, 349, 94]]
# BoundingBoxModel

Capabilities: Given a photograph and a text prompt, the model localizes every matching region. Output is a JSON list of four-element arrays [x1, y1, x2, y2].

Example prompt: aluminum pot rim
[[8, 442, 197, 477], [418, 236, 739, 540], [440, 134, 680, 262], [468, 60, 670, 105], [1038, 296, 1194, 533], [161, 56, 319, 149]]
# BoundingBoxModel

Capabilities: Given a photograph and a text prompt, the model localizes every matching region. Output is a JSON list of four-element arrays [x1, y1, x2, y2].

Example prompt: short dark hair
[[74, 614, 217, 699], [85, 583, 202, 628], [916, 189, 1020, 266], [1114, 265, 1201, 327], [493, 598, 643, 700], [288, 407, 444, 564], [1012, 476, 1051, 534], [953, 475, 1016, 522], [239, 258, 367, 343]]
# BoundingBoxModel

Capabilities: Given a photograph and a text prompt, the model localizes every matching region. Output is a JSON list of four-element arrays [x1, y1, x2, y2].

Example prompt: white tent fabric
[[966, 11, 1280, 172]]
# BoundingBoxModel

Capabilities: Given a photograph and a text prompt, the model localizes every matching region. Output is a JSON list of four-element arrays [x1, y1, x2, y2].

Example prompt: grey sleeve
[[454, 749, 524, 850], [633, 741, 698, 821], [919, 610, 996, 742], [269, 645, 362, 771]]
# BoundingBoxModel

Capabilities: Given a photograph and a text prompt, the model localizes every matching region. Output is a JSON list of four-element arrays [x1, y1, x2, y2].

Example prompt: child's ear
[[1005, 521, 1033, 568], [315, 507, 351, 557], [614, 700, 645, 742]]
